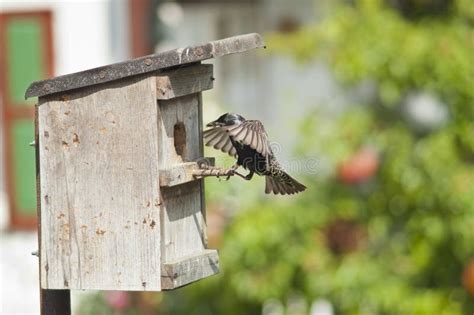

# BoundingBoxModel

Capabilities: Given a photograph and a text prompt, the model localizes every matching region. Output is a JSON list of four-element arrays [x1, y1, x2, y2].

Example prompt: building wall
[[0, 1, 128, 313], [0, 0, 127, 76], [0, 0, 129, 229]]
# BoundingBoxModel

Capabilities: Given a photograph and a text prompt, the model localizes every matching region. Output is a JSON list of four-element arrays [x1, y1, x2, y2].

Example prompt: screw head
[[195, 47, 204, 57], [234, 39, 241, 49]]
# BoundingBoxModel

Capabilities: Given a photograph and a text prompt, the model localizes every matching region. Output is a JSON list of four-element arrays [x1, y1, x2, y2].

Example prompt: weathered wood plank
[[161, 249, 219, 290], [36, 105, 71, 314], [159, 158, 215, 187], [156, 64, 213, 100], [159, 162, 198, 187], [157, 94, 206, 263], [38, 74, 161, 291], [197, 92, 208, 250], [157, 94, 201, 164], [26, 33, 264, 99]]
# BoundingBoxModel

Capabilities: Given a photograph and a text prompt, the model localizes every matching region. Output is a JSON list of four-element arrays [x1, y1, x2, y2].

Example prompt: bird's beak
[[206, 120, 219, 127]]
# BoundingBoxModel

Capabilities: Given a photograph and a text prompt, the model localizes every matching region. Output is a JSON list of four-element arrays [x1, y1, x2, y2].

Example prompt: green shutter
[[7, 19, 43, 105], [5, 16, 46, 218], [12, 120, 37, 214]]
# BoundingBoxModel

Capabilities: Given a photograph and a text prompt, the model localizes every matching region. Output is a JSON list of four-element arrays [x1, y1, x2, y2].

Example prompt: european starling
[[204, 113, 307, 195]]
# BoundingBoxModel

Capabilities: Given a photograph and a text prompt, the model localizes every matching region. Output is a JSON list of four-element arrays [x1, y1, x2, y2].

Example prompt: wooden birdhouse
[[26, 33, 264, 292]]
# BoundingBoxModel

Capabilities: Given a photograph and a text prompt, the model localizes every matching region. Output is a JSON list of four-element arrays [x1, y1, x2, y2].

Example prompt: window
[[0, 11, 54, 229]]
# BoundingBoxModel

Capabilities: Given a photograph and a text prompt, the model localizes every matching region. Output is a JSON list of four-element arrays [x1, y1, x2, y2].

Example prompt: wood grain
[[37, 64, 219, 292], [159, 158, 215, 187], [157, 93, 206, 264], [37, 104, 71, 314], [197, 92, 208, 252], [161, 249, 219, 290], [156, 64, 213, 100], [38, 75, 161, 291], [26, 33, 264, 98]]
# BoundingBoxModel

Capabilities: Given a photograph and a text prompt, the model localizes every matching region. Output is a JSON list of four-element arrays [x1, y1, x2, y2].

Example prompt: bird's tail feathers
[[265, 172, 306, 195]]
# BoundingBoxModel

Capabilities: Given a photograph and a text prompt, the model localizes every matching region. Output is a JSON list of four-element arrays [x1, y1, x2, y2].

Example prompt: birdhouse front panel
[[157, 94, 205, 262], [38, 74, 163, 291], [155, 64, 218, 290]]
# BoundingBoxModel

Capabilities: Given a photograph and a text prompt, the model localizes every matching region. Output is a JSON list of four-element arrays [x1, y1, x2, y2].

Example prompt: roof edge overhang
[[25, 33, 264, 99]]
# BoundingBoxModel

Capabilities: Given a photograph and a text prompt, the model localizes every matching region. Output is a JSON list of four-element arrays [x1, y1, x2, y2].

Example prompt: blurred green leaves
[[268, 0, 474, 155]]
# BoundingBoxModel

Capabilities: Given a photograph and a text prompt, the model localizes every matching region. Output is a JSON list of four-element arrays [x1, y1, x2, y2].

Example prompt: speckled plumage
[[204, 113, 306, 195]]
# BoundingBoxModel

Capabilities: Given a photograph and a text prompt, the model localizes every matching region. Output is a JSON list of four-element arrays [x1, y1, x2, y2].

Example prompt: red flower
[[338, 148, 379, 184], [462, 259, 474, 297], [104, 291, 130, 312]]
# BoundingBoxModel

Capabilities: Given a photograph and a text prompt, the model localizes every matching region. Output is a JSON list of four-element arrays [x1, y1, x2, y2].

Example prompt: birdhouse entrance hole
[[174, 122, 186, 158]]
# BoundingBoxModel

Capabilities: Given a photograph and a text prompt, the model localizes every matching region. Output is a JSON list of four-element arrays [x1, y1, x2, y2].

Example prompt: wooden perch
[[159, 158, 235, 187], [192, 166, 235, 178]]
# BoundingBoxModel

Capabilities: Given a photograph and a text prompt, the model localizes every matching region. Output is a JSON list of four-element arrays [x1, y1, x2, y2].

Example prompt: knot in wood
[[144, 58, 153, 66]]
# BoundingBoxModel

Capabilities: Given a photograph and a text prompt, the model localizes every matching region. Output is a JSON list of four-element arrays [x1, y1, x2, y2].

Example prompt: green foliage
[[268, 0, 474, 156], [164, 110, 472, 314], [162, 110, 473, 313]]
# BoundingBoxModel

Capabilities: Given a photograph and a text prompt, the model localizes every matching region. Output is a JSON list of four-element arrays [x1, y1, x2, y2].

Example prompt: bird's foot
[[234, 170, 254, 181], [224, 164, 239, 181], [233, 171, 246, 179]]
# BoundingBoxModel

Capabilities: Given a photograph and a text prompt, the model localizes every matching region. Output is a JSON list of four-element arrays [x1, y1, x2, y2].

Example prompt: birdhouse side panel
[[38, 75, 162, 291]]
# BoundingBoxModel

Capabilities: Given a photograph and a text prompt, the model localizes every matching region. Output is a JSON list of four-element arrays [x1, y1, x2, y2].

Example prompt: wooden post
[[40, 289, 71, 315], [35, 105, 71, 314]]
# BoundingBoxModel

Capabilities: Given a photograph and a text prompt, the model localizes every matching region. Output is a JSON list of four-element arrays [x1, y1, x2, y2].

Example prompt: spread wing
[[227, 120, 272, 157], [203, 127, 237, 157], [203, 120, 272, 158]]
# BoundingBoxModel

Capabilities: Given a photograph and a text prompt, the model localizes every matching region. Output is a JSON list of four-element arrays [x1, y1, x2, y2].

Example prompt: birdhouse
[[26, 33, 264, 291]]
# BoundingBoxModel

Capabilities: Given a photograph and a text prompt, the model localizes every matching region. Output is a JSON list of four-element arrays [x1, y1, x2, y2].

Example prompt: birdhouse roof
[[25, 33, 264, 99]]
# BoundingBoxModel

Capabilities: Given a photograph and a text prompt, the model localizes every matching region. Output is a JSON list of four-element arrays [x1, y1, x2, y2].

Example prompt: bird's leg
[[245, 170, 254, 180], [234, 170, 254, 181], [245, 171, 254, 180]]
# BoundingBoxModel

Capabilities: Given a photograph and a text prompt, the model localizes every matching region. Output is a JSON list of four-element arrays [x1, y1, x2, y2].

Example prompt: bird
[[203, 113, 307, 195]]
